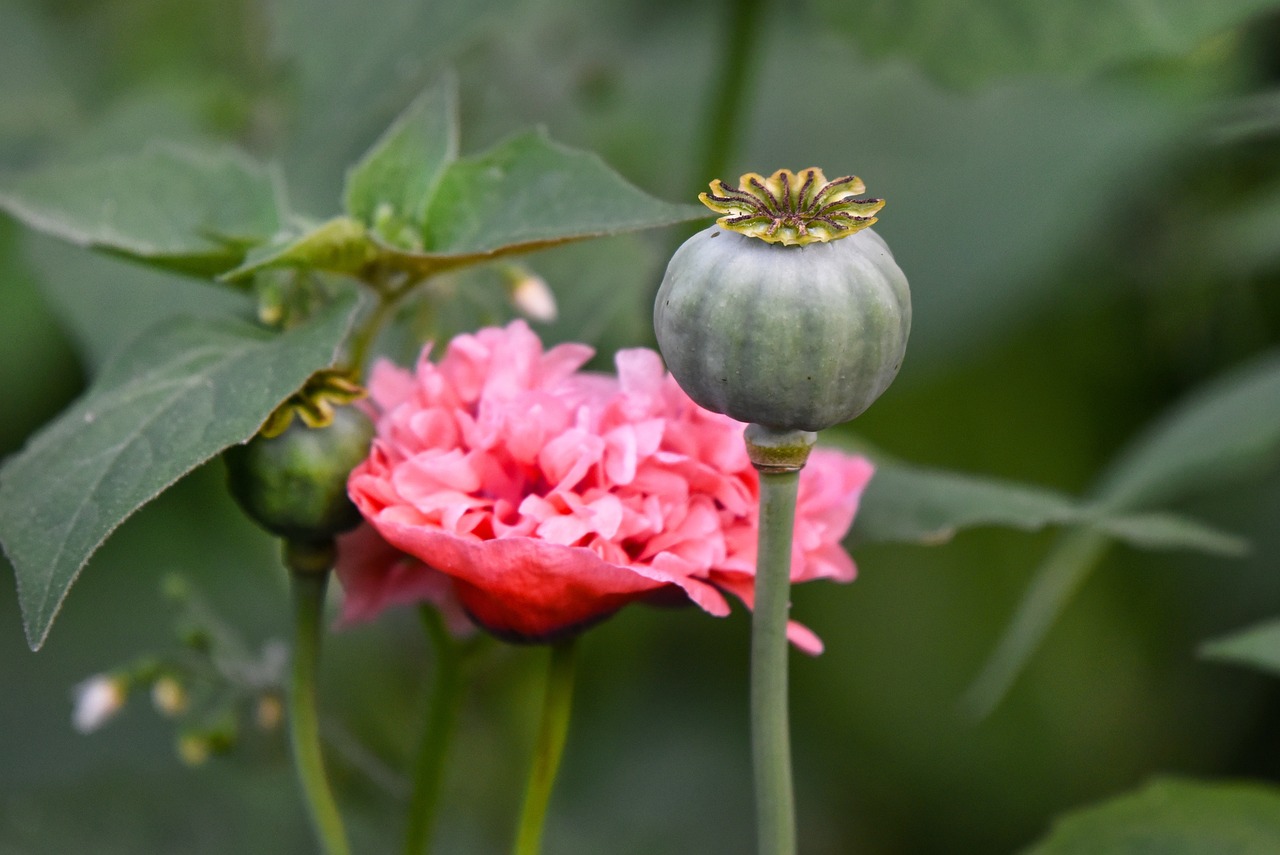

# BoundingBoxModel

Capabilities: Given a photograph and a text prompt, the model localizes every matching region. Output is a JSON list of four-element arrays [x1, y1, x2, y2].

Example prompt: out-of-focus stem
[[402, 607, 465, 855], [513, 639, 578, 855], [287, 565, 351, 855]]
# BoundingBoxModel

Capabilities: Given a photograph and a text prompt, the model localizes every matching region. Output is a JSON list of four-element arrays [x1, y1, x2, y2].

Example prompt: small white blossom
[[71, 674, 127, 734]]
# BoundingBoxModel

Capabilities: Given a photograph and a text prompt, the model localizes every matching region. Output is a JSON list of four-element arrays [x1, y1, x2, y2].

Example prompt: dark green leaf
[[965, 351, 1280, 717], [855, 460, 1244, 554], [343, 74, 459, 230], [1022, 777, 1280, 854], [418, 129, 706, 258], [25, 233, 252, 370], [816, 0, 1280, 87], [0, 143, 282, 276], [1200, 618, 1280, 679], [1099, 351, 1280, 506], [960, 529, 1112, 720], [0, 291, 363, 650]]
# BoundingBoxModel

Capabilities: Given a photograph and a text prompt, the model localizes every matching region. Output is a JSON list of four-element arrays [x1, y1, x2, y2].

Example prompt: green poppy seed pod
[[224, 403, 374, 545], [654, 168, 910, 431]]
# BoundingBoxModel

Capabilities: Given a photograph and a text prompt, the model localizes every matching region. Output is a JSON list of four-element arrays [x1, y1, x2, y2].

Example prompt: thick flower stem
[[513, 639, 578, 855], [745, 425, 815, 855], [288, 565, 352, 855], [402, 607, 465, 855]]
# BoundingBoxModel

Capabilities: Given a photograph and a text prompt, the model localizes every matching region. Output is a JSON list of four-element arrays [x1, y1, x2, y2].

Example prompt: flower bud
[[72, 674, 127, 734], [224, 403, 374, 545]]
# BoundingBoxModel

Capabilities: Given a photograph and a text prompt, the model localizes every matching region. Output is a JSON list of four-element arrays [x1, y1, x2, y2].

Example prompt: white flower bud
[[72, 674, 127, 734], [503, 266, 558, 322]]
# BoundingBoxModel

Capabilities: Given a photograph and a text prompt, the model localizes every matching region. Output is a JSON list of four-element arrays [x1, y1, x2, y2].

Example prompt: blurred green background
[[2, 0, 1280, 852]]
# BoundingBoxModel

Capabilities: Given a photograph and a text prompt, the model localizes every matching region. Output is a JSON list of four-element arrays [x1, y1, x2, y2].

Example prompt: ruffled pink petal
[[334, 525, 473, 636]]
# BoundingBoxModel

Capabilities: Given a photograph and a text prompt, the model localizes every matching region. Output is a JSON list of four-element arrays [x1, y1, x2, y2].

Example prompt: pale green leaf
[[1200, 618, 1280, 678], [0, 142, 283, 277], [0, 291, 363, 650], [343, 74, 459, 229], [816, 0, 1280, 87], [221, 216, 378, 281], [1022, 778, 1280, 854]]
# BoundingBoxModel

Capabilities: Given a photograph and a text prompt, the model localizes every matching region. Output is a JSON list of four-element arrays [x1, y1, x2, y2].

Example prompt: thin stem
[[345, 291, 400, 374], [402, 607, 465, 855], [752, 467, 800, 855], [513, 639, 578, 855], [695, 0, 765, 189], [288, 568, 352, 855]]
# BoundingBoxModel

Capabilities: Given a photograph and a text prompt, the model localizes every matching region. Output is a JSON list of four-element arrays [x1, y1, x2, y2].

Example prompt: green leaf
[[1200, 618, 1280, 679], [24, 233, 252, 371], [343, 74, 459, 230], [1094, 510, 1247, 556], [0, 291, 362, 650], [0, 142, 283, 277], [270, 0, 504, 213], [254, 127, 705, 280], [816, 0, 1280, 87], [960, 528, 1112, 720], [855, 460, 1244, 554], [965, 351, 1280, 717], [1099, 351, 1280, 506], [417, 129, 706, 259], [221, 217, 379, 281], [1022, 778, 1280, 854]]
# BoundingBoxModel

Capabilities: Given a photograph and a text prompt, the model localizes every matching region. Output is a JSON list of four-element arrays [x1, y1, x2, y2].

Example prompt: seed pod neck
[[744, 425, 816, 473]]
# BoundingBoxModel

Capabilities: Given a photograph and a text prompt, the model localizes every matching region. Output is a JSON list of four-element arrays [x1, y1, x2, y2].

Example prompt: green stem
[[513, 639, 578, 855], [695, 0, 765, 188], [288, 567, 352, 855], [402, 607, 465, 855], [345, 291, 400, 374], [744, 425, 814, 855]]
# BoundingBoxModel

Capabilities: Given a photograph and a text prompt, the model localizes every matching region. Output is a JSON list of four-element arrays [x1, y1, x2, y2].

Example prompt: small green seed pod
[[654, 168, 910, 431], [224, 404, 373, 544]]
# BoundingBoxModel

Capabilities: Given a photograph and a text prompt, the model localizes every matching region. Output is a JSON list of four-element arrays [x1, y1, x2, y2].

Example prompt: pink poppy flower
[[337, 321, 873, 654]]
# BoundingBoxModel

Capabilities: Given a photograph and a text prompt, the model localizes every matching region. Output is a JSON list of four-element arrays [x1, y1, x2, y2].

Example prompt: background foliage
[[2, 0, 1280, 852]]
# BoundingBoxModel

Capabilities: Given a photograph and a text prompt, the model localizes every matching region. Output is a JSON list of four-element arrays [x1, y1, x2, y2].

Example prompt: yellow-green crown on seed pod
[[698, 167, 885, 247]]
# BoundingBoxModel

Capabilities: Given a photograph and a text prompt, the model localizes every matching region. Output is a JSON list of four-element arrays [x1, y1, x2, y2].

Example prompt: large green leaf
[[0, 143, 283, 277], [271, 0, 506, 215], [418, 129, 706, 258], [1022, 778, 1280, 854], [1200, 618, 1280, 679], [0, 291, 363, 650], [964, 351, 1280, 717], [816, 0, 1280, 87], [343, 74, 459, 229], [0, 2, 77, 162], [856, 461, 1245, 554], [229, 127, 706, 280]]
